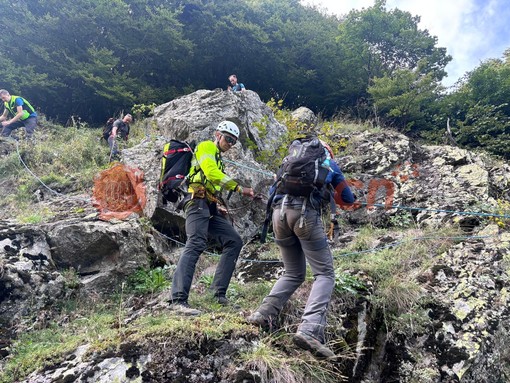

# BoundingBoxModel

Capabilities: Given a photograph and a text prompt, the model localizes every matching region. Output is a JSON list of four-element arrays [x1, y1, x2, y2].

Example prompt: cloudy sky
[[301, 0, 510, 87]]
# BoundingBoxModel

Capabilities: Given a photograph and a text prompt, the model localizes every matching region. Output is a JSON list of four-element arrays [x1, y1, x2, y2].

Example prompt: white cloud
[[301, 0, 510, 86]]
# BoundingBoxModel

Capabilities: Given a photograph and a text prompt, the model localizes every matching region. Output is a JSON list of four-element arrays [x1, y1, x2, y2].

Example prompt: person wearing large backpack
[[107, 114, 132, 161], [169, 121, 254, 315], [0, 89, 38, 139], [247, 137, 355, 358]]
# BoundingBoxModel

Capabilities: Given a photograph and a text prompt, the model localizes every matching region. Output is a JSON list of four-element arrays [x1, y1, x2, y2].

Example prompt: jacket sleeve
[[330, 160, 355, 205], [195, 141, 239, 192]]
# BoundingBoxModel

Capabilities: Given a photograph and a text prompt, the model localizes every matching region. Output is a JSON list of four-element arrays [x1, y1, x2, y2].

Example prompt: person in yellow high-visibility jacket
[[0, 89, 38, 139], [170, 121, 254, 315]]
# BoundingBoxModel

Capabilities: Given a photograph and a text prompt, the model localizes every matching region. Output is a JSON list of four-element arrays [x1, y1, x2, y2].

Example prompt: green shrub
[[128, 267, 170, 295]]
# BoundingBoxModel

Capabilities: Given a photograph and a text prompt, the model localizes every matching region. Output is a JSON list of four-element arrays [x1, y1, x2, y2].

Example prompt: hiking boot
[[216, 296, 240, 309], [169, 302, 202, 316], [293, 331, 335, 359], [246, 311, 269, 327], [110, 154, 121, 163], [217, 296, 229, 305]]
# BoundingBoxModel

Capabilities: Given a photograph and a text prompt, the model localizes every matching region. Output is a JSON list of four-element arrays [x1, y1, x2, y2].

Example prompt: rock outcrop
[[0, 218, 169, 326], [1, 91, 510, 383], [124, 89, 283, 241]]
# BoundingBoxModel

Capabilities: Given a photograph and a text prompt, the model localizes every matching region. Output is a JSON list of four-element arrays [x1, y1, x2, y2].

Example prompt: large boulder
[[335, 131, 508, 228], [0, 218, 171, 326], [153, 89, 287, 152], [124, 89, 285, 240], [291, 106, 317, 129]]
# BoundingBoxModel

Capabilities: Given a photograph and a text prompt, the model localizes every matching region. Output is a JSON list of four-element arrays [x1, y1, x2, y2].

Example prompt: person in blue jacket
[[248, 140, 355, 359], [227, 74, 246, 92]]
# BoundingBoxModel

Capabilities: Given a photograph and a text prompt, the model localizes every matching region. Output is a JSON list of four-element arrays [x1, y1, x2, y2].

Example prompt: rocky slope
[[1, 89, 509, 382]]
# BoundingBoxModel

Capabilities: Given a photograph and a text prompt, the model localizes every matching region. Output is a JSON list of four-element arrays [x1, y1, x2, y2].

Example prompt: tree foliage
[[0, 0, 191, 121], [1, 0, 509, 159], [441, 50, 510, 158], [337, 0, 450, 118]]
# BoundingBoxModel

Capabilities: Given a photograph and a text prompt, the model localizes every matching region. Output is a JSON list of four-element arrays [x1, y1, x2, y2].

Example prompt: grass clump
[[127, 266, 171, 296], [240, 335, 347, 383], [333, 225, 464, 332], [0, 310, 118, 383]]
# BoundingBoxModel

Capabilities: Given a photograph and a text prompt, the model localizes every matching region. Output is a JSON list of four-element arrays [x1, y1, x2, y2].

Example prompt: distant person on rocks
[[247, 138, 355, 359], [0, 89, 38, 140], [227, 74, 246, 92], [169, 121, 254, 316], [108, 114, 132, 161]]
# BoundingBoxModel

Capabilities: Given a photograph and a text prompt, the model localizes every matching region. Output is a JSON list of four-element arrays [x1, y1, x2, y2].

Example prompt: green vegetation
[[1, 0, 507, 156], [0, 117, 149, 222], [0, 279, 268, 383], [0, 310, 119, 383], [240, 335, 347, 383], [333, 225, 464, 333], [128, 267, 171, 295]]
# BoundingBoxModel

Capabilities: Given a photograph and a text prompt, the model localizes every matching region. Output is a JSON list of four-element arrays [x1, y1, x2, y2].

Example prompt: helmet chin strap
[[214, 133, 225, 152]]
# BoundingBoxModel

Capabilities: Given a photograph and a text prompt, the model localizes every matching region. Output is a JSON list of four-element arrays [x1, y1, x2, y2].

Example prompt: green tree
[[441, 50, 510, 158], [337, 0, 451, 117], [368, 67, 442, 133], [0, 0, 191, 122]]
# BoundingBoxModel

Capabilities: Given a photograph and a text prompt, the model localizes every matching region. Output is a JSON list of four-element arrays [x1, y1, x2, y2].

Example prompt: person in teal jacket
[[227, 74, 246, 92], [170, 121, 254, 315], [0, 89, 38, 139]]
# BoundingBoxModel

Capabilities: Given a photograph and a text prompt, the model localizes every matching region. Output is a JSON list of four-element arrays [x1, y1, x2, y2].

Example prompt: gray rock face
[[153, 88, 287, 153], [336, 131, 509, 228], [291, 106, 317, 128], [0, 218, 170, 327], [125, 89, 282, 240], [0, 224, 62, 324], [396, 227, 510, 383], [46, 219, 154, 291]]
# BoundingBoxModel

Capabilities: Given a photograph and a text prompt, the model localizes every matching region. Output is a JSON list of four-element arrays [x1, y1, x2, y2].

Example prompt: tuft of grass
[[336, 226, 387, 256], [127, 267, 170, 296], [16, 205, 55, 224], [131, 311, 255, 341], [240, 335, 348, 383], [333, 225, 464, 331], [62, 268, 81, 290]]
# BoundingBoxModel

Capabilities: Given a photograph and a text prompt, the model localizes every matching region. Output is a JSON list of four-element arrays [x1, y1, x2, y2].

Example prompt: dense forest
[[1, 0, 509, 157]]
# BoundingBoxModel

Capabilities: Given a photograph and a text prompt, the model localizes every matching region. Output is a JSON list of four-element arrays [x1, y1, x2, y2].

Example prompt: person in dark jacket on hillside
[[247, 140, 355, 359], [108, 114, 132, 161]]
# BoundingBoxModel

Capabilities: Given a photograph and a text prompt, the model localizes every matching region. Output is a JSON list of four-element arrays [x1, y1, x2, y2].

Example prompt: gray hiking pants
[[257, 203, 335, 342], [107, 135, 127, 158], [1, 116, 37, 139], [171, 198, 243, 303]]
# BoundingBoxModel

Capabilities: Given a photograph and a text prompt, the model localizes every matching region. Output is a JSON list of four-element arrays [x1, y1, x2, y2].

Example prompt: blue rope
[[333, 234, 496, 258], [359, 202, 510, 219], [223, 158, 274, 177]]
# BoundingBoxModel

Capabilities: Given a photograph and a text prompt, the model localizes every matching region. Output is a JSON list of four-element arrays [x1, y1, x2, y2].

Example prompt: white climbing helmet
[[216, 121, 240, 138]]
